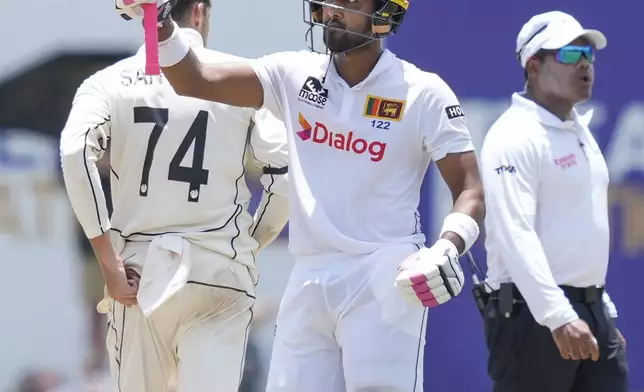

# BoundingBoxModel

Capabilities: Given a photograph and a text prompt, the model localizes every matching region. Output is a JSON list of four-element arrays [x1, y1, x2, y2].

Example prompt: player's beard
[[323, 25, 372, 54]]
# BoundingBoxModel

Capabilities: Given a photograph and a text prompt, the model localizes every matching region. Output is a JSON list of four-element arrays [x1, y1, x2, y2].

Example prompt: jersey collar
[[327, 49, 397, 90], [137, 28, 204, 56], [511, 92, 593, 130]]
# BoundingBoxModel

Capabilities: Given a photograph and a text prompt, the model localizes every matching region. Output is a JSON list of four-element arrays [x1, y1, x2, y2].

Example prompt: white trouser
[[104, 238, 256, 392], [266, 244, 428, 392]]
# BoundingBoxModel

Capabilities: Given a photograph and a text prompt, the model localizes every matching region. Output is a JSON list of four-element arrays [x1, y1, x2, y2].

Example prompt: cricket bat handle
[[142, 3, 160, 75]]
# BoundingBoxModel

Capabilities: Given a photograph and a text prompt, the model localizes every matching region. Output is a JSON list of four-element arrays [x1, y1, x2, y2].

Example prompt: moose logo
[[298, 76, 329, 109]]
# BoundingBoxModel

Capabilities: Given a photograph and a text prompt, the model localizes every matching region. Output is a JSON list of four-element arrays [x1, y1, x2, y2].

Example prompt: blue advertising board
[[388, 1, 644, 390]]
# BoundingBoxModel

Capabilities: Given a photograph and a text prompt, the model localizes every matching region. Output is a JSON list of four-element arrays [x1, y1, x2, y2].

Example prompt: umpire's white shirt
[[481, 93, 617, 332], [60, 29, 289, 278]]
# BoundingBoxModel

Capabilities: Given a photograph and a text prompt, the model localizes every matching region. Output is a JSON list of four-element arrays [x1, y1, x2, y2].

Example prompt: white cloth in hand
[[394, 239, 464, 307], [137, 234, 192, 317]]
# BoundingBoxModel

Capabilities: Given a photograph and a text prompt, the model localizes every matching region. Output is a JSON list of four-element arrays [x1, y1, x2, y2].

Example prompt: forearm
[[157, 19, 206, 98], [434, 150, 484, 254], [89, 232, 119, 270], [487, 195, 576, 330], [440, 185, 485, 253], [158, 19, 263, 108]]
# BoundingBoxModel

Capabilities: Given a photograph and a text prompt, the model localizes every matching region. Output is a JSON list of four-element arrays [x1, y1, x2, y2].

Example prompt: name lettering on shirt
[[121, 68, 165, 87]]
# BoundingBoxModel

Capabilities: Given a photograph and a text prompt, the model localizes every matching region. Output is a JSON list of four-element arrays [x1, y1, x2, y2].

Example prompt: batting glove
[[115, 0, 176, 22], [394, 239, 465, 308]]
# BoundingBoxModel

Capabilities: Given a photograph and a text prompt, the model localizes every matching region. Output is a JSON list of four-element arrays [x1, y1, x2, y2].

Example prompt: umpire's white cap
[[515, 11, 607, 68]]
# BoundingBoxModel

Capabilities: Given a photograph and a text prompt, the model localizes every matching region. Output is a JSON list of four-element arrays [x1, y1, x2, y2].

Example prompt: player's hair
[[171, 0, 211, 25]]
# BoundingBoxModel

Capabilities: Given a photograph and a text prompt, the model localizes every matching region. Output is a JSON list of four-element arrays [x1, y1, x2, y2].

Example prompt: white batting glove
[[115, 0, 175, 22], [394, 239, 465, 308]]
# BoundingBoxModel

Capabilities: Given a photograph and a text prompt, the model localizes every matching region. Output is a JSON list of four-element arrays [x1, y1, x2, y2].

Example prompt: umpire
[[479, 11, 628, 392]]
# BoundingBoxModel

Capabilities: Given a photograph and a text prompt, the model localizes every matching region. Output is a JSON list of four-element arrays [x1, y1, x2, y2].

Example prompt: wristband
[[158, 21, 191, 67], [439, 212, 479, 254]]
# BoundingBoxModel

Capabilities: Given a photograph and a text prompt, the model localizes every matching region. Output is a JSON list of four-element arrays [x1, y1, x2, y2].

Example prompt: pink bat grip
[[142, 3, 161, 75]]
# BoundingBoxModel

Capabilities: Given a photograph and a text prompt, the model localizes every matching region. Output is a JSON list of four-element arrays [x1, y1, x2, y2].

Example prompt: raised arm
[[157, 19, 264, 108]]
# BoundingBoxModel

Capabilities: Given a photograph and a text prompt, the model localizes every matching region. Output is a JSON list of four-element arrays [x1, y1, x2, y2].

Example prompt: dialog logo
[[297, 113, 312, 141], [297, 113, 387, 162]]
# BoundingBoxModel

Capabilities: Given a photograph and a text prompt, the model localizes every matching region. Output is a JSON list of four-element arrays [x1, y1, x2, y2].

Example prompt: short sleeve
[[251, 51, 298, 120], [420, 76, 474, 161]]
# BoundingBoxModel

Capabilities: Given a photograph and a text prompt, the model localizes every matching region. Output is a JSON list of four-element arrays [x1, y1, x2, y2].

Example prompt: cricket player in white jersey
[[115, 0, 485, 390], [61, 1, 289, 391]]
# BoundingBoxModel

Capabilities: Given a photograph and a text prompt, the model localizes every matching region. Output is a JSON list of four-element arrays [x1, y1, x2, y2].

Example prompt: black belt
[[492, 284, 604, 304]]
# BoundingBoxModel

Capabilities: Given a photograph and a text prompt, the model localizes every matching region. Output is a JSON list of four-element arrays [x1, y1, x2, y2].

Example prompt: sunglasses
[[551, 45, 596, 64]]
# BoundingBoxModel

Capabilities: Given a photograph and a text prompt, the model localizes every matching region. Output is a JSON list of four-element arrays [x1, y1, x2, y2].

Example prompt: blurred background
[[0, 0, 642, 391]]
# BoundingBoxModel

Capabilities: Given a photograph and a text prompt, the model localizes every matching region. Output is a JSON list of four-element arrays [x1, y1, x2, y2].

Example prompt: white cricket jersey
[[251, 49, 474, 257], [60, 28, 289, 273], [481, 93, 617, 331]]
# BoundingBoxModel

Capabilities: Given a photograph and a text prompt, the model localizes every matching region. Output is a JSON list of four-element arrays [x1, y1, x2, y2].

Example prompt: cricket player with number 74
[[115, 0, 486, 390], [63, 2, 290, 392]]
